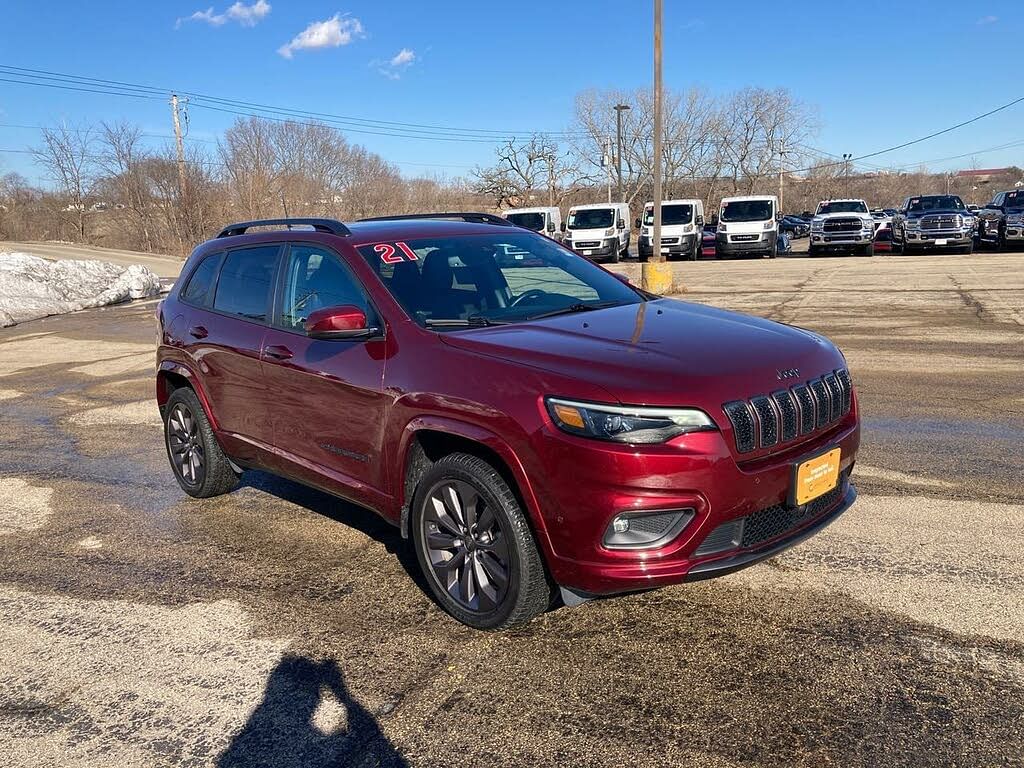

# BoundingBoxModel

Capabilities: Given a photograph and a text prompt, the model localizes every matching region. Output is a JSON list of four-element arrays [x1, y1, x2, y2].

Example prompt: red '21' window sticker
[[374, 242, 418, 263]]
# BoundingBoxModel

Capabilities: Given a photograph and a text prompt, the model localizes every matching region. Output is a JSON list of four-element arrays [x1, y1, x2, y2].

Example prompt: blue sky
[[0, 0, 1021, 185]]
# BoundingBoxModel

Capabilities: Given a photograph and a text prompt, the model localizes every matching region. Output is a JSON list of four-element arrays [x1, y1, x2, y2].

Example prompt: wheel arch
[[156, 361, 219, 430], [396, 418, 552, 553]]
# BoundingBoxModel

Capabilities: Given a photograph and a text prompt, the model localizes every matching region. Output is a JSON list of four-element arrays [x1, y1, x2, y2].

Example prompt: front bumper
[[716, 233, 773, 254], [567, 238, 617, 258], [1003, 224, 1024, 240], [531, 407, 861, 596], [639, 234, 696, 256], [905, 228, 973, 246], [810, 231, 873, 246]]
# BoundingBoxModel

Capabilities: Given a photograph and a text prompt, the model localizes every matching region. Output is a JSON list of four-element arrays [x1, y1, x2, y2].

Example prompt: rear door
[[196, 243, 281, 461], [260, 241, 389, 501]]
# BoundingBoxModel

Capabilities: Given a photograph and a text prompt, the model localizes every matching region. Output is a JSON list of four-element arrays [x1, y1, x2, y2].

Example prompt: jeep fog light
[[603, 509, 695, 550]]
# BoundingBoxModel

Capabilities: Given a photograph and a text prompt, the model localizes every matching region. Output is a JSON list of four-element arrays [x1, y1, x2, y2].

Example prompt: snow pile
[[0, 251, 163, 327]]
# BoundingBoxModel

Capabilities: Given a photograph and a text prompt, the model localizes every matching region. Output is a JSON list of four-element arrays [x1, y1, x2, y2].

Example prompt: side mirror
[[634, 217, 641, 228], [560, 221, 566, 231], [775, 212, 783, 222], [305, 305, 378, 340], [546, 221, 555, 233], [696, 216, 704, 226], [617, 218, 625, 229]]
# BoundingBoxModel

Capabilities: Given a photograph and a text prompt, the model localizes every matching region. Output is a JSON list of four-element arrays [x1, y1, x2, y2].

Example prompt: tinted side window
[[279, 244, 371, 330], [213, 245, 280, 321], [180, 253, 221, 307]]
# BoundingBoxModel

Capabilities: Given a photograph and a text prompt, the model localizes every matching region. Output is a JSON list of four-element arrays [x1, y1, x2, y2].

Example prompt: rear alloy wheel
[[412, 453, 551, 630], [163, 387, 240, 498]]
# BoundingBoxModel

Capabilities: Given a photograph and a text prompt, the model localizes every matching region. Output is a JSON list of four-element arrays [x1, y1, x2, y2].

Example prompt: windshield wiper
[[524, 300, 625, 321], [424, 315, 504, 328]]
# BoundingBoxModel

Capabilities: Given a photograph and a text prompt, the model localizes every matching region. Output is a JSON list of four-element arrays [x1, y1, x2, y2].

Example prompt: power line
[[0, 64, 587, 141]]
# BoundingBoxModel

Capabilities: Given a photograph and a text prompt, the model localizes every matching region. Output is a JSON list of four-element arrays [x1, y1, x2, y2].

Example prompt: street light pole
[[842, 153, 852, 196], [642, 0, 673, 293], [614, 103, 630, 203]]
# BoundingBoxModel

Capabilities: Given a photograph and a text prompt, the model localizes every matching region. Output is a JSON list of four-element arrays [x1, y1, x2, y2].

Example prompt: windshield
[[817, 201, 868, 214], [1004, 191, 1024, 209], [506, 212, 545, 231], [568, 208, 614, 229], [643, 204, 693, 226], [720, 200, 773, 222], [357, 232, 642, 327], [907, 196, 965, 212]]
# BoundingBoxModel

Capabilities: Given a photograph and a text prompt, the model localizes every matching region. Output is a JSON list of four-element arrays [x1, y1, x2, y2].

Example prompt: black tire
[[960, 241, 975, 255], [808, 244, 819, 257], [891, 238, 903, 254], [607, 243, 620, 263], [998, 230, 1010, 252], [862, 243, 875, 257], [411, 453, 551, 630], [903, 244, 918, 255], [163, 387, 240, 498], [690, 238, 700, 260]]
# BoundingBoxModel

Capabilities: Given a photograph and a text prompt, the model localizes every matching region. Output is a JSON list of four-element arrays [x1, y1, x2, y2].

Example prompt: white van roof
[[643, 199, 702, 207], [720, 195, 778, 204], [504, 206, 559, 215], [569, 202, 629, 211]]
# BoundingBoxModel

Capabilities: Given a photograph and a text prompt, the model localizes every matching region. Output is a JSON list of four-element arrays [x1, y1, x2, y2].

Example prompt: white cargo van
[[504, 206, 564, 241], [716, 195, 779, 258], [636, 199, 705, 261], [564, 202, 631, 262]]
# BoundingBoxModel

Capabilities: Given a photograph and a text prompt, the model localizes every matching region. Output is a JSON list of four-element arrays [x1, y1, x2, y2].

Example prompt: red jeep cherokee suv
[[156, 214, 859, 629]]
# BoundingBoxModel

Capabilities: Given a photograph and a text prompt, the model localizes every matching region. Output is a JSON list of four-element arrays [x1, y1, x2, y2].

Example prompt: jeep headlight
[[546, 398, 716, 444]]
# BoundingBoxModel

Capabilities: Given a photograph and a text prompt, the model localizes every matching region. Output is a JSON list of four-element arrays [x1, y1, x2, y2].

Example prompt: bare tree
[[98, 122, 154, 251], [32, 124, 98, 242], [472, 134, 581, 209]]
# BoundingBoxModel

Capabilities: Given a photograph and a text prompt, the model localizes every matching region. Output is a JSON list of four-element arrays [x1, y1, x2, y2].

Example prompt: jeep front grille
[[722, 369, 853, 454]]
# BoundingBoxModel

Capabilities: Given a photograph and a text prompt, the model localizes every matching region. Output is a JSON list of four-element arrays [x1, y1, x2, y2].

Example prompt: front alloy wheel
[[411, 453, 551, 630]]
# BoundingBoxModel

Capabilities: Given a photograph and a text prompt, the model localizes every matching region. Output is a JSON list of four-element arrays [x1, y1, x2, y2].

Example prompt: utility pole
[[642, 0, 673, 293], [778, 141, 786, 212], [605, 137, 613, 204], [614, 103, 630, 203], [170, 94, 188, 199], [842, 153, 852, 196]]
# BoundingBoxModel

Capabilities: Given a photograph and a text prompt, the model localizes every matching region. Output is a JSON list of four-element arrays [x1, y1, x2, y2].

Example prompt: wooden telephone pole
[[170, 94, 188, 199], [642, 0, 674, 293]]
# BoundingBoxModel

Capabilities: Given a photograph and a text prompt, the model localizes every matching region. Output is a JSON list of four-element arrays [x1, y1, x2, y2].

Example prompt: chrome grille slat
[[722, 369, 853, 454]]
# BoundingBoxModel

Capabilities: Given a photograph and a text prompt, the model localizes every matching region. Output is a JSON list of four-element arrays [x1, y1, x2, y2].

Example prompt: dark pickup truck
[[976, 189, 1024, 251]]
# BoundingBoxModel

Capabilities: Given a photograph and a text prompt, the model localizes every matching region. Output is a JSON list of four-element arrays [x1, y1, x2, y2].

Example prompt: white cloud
[[375, 48, 416, 79], [390, 48, 415, 67], [278, 14, 365, 59], [177, 0, 271, 28], [976, 15, 998, 25]]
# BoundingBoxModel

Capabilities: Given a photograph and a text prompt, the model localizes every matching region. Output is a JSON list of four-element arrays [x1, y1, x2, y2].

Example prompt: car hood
[[814, 211, 872, 222], [440, 299, 846, 407]]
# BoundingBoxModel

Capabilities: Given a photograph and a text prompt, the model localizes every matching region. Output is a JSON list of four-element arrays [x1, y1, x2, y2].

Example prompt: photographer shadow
[[217, 655, 408, 768]]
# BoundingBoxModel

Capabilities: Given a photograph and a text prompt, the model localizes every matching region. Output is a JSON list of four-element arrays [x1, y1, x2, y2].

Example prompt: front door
[[260, 242, 389, 505]]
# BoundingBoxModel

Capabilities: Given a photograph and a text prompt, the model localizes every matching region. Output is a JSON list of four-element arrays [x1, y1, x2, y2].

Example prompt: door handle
[[264, 344, 294, 361], [188, 325, 208, 339]]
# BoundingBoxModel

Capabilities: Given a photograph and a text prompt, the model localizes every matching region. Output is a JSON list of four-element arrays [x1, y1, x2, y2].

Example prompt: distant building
[[955, 168, 1013, 184]]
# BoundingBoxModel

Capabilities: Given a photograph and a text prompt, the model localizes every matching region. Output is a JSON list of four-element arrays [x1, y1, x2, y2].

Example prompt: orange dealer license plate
[[791, 447, 842, 507]]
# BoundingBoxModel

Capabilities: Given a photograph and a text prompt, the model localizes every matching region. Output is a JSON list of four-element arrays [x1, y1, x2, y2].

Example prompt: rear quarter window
[[212, 245, 280, 322], [180, 253, 222, 307]]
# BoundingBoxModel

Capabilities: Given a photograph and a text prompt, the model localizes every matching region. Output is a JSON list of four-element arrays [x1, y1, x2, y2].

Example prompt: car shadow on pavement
[[217, 655, 408, 768], [238, 470, 428, 590]]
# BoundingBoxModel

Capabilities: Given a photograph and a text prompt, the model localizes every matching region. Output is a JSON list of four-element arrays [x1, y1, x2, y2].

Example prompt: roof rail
[[216, 218, 351, 238], [357, 212, 515, 227]]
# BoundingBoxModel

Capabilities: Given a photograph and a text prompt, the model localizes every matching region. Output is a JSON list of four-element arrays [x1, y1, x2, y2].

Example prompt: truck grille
[[574, 241, 601, 248], [693, 473, 849, 557], [823, 218, 862, 232], [722, 368, 853, 454], [921, 214, 961, 230]]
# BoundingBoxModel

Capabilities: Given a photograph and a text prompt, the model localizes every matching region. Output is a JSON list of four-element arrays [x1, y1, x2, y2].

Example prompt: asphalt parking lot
[[1, 248, 1023, 767]]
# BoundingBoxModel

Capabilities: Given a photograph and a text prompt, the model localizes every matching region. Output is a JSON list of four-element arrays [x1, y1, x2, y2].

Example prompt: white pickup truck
[[808, 199, 876, 256]]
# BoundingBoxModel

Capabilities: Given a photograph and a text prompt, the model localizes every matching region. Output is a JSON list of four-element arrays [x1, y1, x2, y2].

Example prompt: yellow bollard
[[641, 261, 676, 294]]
